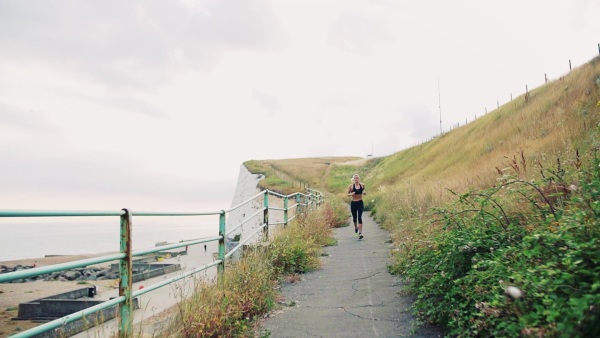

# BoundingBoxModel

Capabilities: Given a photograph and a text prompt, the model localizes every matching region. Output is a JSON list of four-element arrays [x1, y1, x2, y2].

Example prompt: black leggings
[[350, 200, 364, 225]]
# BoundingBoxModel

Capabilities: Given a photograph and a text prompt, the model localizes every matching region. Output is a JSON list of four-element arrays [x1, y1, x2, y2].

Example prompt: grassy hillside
[[244, 156, 361, 194], [249, 56, 600, 336], [252, 57, 600, 216]]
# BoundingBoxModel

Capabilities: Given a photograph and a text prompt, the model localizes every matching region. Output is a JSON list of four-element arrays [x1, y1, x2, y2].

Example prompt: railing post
[[119, 208, 133, 338], [284, 196, 289, 226], [263, 192, 269, 240], [295, 194, 301, 216], [218, 210, 226, 280]]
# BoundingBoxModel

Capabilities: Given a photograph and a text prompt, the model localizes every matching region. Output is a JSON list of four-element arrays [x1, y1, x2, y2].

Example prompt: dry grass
[[362, 58, 600, 228]]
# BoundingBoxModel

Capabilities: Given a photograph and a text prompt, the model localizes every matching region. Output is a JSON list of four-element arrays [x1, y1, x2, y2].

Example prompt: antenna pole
[[438, 77, 442, 135]]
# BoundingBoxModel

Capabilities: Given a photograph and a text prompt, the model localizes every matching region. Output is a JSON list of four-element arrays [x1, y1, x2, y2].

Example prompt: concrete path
[[259, 212, 444, 338]]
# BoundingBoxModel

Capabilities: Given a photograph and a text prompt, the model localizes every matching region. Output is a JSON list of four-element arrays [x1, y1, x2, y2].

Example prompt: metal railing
[[0, 188, 324, 337]]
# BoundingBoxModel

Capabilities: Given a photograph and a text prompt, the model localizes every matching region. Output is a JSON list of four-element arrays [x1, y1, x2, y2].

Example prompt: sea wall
[[226, 165, 263, 244]]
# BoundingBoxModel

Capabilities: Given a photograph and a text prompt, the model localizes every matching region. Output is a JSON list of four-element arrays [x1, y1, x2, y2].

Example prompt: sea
[[0, 216, 222, 262]]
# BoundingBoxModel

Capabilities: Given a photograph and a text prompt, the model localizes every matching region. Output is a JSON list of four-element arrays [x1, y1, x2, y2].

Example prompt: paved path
[[259, 212, 444, 337]]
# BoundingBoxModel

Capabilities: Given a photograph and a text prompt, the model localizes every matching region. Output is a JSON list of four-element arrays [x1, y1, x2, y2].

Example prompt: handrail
[[0, 210, 125, 217], [225, 207, 265, 238], [0, 187, 323, 337]]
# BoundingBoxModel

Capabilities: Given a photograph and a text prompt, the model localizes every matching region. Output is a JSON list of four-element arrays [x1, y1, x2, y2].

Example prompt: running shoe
[[358, 233, 364, 240]]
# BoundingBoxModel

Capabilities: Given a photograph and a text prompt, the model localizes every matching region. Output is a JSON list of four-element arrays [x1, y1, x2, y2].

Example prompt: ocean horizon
[[0, 217, 221, 262]]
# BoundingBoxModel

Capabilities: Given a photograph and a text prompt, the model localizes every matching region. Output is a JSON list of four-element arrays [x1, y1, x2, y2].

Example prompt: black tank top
[[352, 184, 364, 195]]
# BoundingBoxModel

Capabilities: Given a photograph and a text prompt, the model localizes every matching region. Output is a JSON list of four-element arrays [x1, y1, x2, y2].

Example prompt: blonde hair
[[350, 173, 360, 182]]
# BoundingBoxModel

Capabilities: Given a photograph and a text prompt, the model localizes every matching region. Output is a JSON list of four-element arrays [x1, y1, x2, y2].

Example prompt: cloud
[[178, 0, 287, 52], [401, 104, 440, 140], [0, 0, 288, 91], [321, 97, 351, 110], [71, 91, 167, 118], [328, 10, 394, 55], [252, 89, 281, 116], [0, 102, 59, 134]]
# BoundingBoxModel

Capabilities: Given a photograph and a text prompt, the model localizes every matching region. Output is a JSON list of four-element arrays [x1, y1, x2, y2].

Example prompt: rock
[[63, 270, 82, 281], [105, 272, 119, 280]]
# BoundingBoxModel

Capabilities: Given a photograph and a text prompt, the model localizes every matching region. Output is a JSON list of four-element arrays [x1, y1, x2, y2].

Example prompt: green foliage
[[268, 205, 336, 275], [244, 160, 299, 194], [268, 235, 316, 275], [327, 164, 359, 193], [244, 160, 270, 175], [393, 157, 600, 337], [322, 197, 351, 227]]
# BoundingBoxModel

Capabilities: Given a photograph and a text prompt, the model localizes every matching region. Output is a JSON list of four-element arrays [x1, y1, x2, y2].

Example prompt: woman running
[[347, 173, 366, 239]]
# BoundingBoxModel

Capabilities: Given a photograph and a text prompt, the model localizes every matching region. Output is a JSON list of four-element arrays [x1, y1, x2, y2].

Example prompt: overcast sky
[[1, 0, 598, 212]]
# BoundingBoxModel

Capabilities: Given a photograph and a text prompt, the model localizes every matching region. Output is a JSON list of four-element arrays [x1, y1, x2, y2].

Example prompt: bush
[[175, 251, 276, 337], [322, 197, 351, 228], [394, 156, 600, 337], [268, 204, 336, 275]]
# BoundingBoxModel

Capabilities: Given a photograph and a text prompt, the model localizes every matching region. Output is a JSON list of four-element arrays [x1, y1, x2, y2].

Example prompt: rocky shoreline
[[1, 264, 119, 283]]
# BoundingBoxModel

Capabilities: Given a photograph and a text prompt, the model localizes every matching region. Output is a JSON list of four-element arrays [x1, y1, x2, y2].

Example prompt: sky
[[1, 0, 598, 212]]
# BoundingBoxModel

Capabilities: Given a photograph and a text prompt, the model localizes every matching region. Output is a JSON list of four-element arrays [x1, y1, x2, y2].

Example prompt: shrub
[[173, 251, 276, 337], [268, 205, 336, 275], [395, 155, 600, 337], [322, 197, 351, 228]]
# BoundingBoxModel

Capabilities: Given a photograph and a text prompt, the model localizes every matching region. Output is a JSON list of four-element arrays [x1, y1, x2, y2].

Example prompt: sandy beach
[[0, 254, 119, 338]]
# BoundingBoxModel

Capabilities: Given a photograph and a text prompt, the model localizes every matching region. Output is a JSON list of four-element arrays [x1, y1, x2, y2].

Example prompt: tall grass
[[156, 199, 344, 337], [361, 58, 600, 231]]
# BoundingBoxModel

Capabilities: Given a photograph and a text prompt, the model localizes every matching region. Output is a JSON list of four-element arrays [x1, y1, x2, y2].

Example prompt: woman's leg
[[357, 201, 364, 236], [350, 202, 359, 234]]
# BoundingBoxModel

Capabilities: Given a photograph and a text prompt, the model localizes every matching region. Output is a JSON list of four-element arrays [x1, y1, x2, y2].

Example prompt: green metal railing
[[0, 188, 324, 338]]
